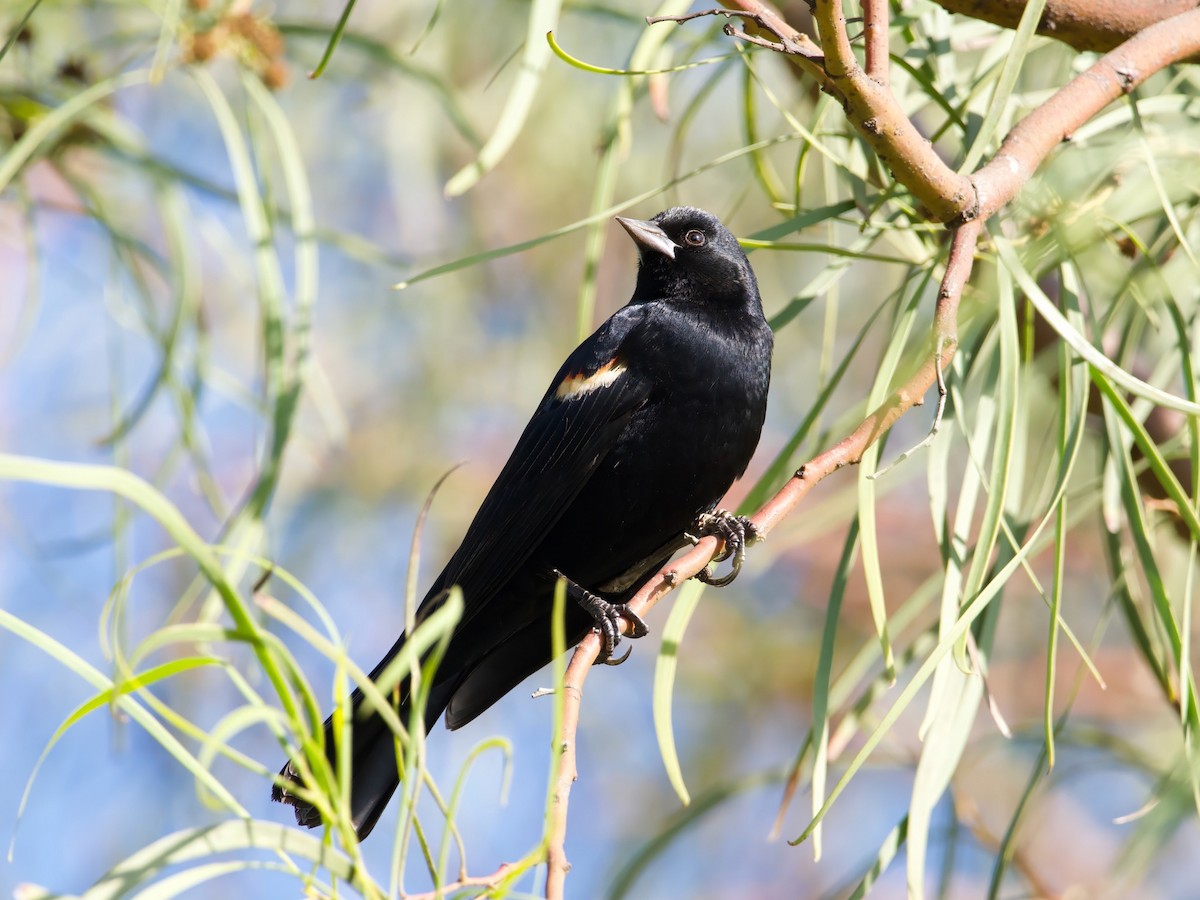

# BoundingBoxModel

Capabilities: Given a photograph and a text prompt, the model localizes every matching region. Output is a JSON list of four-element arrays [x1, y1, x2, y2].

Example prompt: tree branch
[[753, 220, 977, 535], [966, 8, 1200, 222], [543, 220, 982, 898], [667, 4, 1200, 225], [710, 2, 976, 220], [805, 0, 973, 219], [863, 0, 890, 85], [932, 0, 1200, 56]]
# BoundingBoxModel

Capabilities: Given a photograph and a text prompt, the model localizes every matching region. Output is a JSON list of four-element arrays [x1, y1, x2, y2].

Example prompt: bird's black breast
[[535, 302, 771, 589]]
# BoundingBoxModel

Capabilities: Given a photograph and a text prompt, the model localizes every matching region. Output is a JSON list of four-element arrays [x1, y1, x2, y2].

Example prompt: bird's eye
[[684, 229, 706, 247]]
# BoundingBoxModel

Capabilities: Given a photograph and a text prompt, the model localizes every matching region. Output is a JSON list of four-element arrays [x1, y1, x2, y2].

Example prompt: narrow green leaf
[[847, 817, 908, 900], [436, 738, 512, 888], [909, 278, 1017, 899], [0, 0, 43, 65], [78, 820, 378, 900], [809, 519, 858, 861], [0, 607, 248, 849], [858, 274, 932, 682], [307, 0, 358, 80], [995, 237, 1200, 417], [0, 71, 150, 193], [444, 0, 564, 196], [653, 579, 706, 806], [546, 29, 728, 75], [0, 454, 299, 721], [608, 770, 782, 900], [959, 0, 1047, 171], [1095, 374, 1200, 774], [1131, 101, 1200, 271], [793, 419, 1096, 843], [1164, 297, 1200, 728], [774, 575, 942, 840], [1093, 375, 1200, 553], [746, 201, 858, 241], [11, 657, 220, 853], [394, 133, 806, 290]]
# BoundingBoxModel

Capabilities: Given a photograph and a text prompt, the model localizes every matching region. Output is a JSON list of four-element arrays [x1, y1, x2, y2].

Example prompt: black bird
[[273, 206, 773, 839]]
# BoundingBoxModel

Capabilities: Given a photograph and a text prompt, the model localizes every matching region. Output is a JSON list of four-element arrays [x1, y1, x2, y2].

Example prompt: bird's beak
[[616, 216, 676, 260]]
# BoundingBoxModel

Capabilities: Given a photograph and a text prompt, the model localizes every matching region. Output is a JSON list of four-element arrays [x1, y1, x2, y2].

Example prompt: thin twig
[[724, 24, 804, 56], [649, 6, 827, 77], [402, 863, 515, 900], [951, 787, 1060, 899], [543, 670, 582, 900], [648, 7, 822, 59], [869, 333, 949, 479]]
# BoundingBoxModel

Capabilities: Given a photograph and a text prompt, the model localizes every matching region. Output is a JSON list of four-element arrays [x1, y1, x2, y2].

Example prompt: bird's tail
[[271, 634, 456, 841]]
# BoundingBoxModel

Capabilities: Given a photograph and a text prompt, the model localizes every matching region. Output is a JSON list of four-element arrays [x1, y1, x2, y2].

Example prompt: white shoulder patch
[[555, 360, 626, 401]]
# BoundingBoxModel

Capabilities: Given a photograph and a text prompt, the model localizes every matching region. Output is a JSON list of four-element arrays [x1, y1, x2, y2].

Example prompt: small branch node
[[649, 7, 823, 61]]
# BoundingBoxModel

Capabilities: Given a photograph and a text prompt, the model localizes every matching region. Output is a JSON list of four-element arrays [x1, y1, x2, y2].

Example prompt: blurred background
[[2, 1, 1199, 897]]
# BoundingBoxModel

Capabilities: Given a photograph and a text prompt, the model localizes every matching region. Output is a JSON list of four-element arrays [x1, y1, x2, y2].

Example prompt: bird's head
[[616, 206, 761, 312]]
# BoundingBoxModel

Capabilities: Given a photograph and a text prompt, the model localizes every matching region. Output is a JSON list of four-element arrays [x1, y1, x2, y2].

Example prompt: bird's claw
[[690, 508, 759, 587], [590, 600, 649, 664], [602, 644, 634, 667], [553, 570, 649, 665]]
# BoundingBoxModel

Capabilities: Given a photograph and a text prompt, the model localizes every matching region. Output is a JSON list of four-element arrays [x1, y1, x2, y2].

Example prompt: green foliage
[[2, 0, 1200, 896]]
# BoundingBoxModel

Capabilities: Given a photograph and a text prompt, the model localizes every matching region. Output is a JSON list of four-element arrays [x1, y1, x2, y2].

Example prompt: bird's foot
[[685, 508, 759, 587], [553, 570, 649, 665]]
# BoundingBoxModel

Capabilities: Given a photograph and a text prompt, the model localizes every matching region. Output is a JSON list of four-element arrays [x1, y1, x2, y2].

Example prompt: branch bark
[[932, 0, 1200, 55], [862, 0, 890, 85], [710, 3, 1200, 222], [544, 674, 582, 899], [966, 8, 1200, 222], [709, 2, 975, 221]]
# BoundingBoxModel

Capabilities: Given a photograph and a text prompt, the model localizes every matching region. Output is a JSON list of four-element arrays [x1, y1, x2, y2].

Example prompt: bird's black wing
[[421, 303, 653, 627]]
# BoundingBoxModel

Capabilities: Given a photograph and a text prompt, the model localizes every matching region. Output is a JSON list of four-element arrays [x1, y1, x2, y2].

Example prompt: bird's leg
[[685, 508, 759, 587], [552, 569, 649, 666]]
